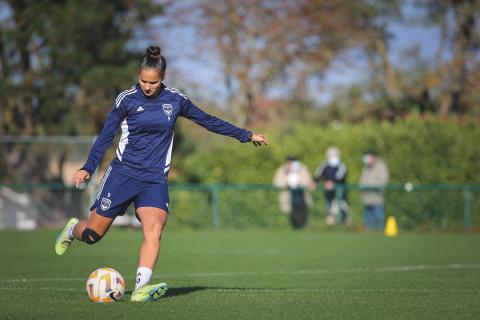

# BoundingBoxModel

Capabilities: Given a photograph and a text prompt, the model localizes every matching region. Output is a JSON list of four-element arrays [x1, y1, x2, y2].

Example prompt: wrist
[[247, 131, 253, 142], [80, 166, 93, 176]]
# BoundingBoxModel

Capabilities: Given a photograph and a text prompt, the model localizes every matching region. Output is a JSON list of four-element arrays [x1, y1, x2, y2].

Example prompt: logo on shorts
[[101, 197, 112, 211], [162, 104, 172, 120]]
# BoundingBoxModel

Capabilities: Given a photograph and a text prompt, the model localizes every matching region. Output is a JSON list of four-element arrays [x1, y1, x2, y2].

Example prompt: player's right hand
[[73, 169, 91, 188]]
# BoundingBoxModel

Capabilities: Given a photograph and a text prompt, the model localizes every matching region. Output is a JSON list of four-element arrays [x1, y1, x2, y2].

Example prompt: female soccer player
[[55, 46, 268, 302]]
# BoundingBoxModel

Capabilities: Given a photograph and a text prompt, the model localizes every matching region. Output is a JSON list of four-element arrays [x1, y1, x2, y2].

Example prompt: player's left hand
[[251, 133, 268, 147]]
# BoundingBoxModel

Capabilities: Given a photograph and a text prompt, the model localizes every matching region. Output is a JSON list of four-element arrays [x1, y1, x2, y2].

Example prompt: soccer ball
[[85, 267, 125, 303]]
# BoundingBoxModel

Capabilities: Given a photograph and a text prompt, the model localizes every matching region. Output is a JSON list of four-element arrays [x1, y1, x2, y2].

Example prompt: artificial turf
[[0, 229, 479, 319]]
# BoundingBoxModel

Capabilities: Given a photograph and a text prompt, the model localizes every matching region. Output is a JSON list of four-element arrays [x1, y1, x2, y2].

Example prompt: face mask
[[363, 155, 370, 166], [290, 161, 301, 171], [328, 156, 340, 167]]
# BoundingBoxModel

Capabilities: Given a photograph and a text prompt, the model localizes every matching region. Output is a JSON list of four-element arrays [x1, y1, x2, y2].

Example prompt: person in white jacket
[[273, 156, 314, 229]]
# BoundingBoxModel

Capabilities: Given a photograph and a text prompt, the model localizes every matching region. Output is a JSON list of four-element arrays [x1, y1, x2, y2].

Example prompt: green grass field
[[0, 229, 479, 320]]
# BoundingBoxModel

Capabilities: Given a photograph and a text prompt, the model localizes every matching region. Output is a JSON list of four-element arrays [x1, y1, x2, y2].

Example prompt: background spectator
[[314, 147, 349, 225], [273, 156, 314, 229], [359, 150, 390, 230]]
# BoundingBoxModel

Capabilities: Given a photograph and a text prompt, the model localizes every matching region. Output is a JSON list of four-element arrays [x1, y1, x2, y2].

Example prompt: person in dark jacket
[[314, 147, 349, 225]]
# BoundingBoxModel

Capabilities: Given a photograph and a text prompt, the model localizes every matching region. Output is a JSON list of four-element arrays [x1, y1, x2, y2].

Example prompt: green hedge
[[179, 114, 480, 185], [163, 115, 480, 230], [162, 185, 479, 230]]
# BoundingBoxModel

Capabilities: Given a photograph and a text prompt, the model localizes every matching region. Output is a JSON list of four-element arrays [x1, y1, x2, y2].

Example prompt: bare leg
[[136, 207, 168, 269], [73, 208, 114, 241]]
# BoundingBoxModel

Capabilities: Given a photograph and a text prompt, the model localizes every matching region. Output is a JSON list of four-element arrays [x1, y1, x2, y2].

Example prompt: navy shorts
[[90, 166, 169, 219]]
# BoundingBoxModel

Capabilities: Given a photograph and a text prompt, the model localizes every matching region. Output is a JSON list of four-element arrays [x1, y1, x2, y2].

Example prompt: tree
[[354, 0, 402, 118], [0, 0, 163, 224], [414, 0, 480, 116], [170, 1, 364, 125]]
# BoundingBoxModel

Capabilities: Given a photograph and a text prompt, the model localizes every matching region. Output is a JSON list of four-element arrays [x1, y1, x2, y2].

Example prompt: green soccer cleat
[[54, 218, 79, 256], [131, 283, 168, 302]]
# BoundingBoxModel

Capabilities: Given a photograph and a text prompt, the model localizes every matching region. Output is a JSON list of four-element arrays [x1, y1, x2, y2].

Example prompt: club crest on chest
[[162, 104, 172, 120]]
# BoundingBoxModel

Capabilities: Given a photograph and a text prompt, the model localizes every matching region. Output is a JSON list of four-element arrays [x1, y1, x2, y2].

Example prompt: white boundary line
[[0, 287, 82, 292], [0, 287, 479, 293], [0, 264, 479, 283]]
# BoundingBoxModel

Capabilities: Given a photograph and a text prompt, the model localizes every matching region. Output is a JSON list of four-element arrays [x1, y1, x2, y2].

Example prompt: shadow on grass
[[124, 286, 209, 299], [126, 286, 285, 300], [163, 286, 291, 298], [164, 286, 209, 298]]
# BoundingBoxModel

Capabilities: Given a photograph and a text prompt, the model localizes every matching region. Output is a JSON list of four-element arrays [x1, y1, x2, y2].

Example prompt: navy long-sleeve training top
[[82, 83, 251, 182]]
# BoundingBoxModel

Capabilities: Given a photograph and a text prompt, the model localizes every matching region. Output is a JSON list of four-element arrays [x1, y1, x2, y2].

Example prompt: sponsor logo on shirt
[[137, 106, 144, 112]]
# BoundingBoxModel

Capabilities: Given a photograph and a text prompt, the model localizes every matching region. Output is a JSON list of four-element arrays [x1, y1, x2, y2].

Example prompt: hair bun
[[146, 46, 162, 59]]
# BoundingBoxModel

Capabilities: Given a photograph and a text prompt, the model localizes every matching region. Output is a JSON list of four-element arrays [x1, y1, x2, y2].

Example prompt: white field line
[[0, 287, 82, 292], [0, 263, 479, 284], [0, 287, 479, 294]]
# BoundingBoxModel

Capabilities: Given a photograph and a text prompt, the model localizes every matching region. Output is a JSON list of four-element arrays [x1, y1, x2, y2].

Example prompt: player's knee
[[145, 227, 163, 243], [145, 231, 162, 243], [81, 228, 103, 245]]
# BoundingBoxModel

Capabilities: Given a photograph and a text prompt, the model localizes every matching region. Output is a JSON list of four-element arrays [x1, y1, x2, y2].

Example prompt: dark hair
[[139, 46, 167, 75], [364, 149, 378, 156]]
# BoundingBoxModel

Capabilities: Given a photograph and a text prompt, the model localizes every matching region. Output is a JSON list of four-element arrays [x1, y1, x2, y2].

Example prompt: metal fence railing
[[0, 183, 478, 231]]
